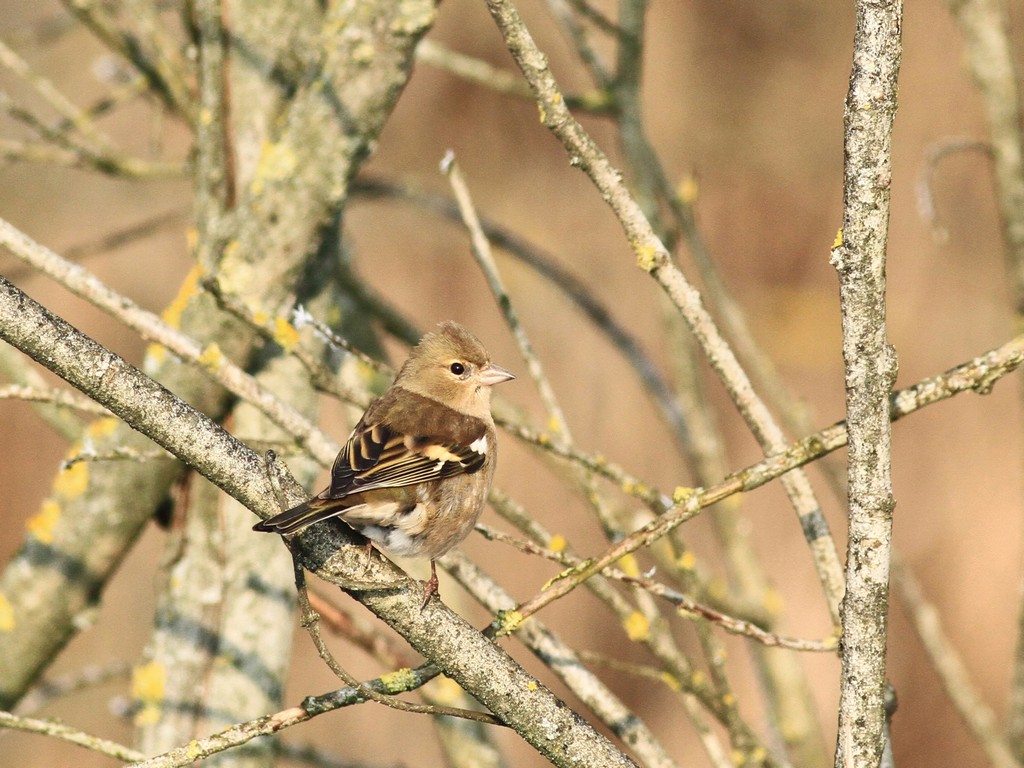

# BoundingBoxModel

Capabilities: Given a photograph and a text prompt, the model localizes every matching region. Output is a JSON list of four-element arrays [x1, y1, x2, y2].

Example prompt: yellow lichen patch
[[252, 310, 269, 326], [542, 564, 582, 591], [133, 661, 166, 700], [133, 707, 161, 727], [427, 675, 462, 704], [379, 667, 417, 693], [675, 550, 696, 571], [273, 316, 300, 351], [161, 266, 202, 328], [132, 661, 166, 726], [527, 681, 538, 691], [546, 415, 562, 435], [690, 670, 706, 688], [730, 749, 745, 766], [547, 534, 566, 553], [26, 500, 61, 544], [87, 417, 119, 440], [537, 103, 547, 123], [145, 342, 167, 367], [832, 227, 844, 249], [779, 719, 803, 741], [577, 89, 611, 111], [721, 692, 736, 708], [762, 587, 784, 617], [199, 343, 224, 369], [659, 671, 681, 692], [721, 493, 743, 512], [185, 741, 203, 760], [0, 592, 15, 632], [325, 303, 343, 327], [622, 611, 649, 641], [497, 609, 526, 635], [708, 578, 728, 601], [352, 42, 376, 63], [54, 461, 88, 498], [750, 746, 767, 763], [677, 174, 699, 204], [251, 141, 298, 196], [617, 554, 640, 578], [636, 243, 660, 272], [672, 486, 693, 504]]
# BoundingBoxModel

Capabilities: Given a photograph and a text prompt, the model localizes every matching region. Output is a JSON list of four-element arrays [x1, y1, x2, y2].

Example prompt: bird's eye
[[449, 362, 465, 376]]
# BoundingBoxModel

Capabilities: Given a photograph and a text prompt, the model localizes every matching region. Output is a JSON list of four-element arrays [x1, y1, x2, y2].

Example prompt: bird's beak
[[479, 363, 516, 386]]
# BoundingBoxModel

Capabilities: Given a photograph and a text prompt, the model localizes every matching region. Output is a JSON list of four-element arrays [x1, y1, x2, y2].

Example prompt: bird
[[254, 321, 515, 606]]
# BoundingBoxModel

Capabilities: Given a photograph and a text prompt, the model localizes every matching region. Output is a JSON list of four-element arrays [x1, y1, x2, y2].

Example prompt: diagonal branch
[[482, 0, 846, 626], [0, 276, 638, 768]]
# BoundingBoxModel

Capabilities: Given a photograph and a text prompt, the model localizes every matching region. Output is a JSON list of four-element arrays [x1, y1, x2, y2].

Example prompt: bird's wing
[[328, 421, 487, 498]]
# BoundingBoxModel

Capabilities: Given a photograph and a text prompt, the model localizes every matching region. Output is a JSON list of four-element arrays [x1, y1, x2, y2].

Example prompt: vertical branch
[[946, 1, 1024, 758], [191, 0, 233, 268], [948, 0, 1024, 312], [830, 2, 902, 766]]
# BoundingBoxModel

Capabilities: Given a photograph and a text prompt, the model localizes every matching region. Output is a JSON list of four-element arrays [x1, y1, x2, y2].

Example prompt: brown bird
[[254, 321, 514, 605]]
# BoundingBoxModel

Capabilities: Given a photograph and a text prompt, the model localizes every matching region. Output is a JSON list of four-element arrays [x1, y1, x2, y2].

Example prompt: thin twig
[[482, 489, 736, 768], [293, 564, 505, 728], [892, 556, 1018, 768], [915, 137, 992, 242], [0, 135, 184, 178], [442, 549, 682, 768], [0, 384, 112, 417], [64, 208, 187, 261], [60, 0, 194, 119], [482, 0, 846, 626], [16, 661, 132, 716], [0, 710, 144, 762], [0, 275, 635, 768], [476, 523, 834, 653], [946, 4, 1024, 755], [0, 37, 120, 153], [417, 39, 532, 99], [443, 153, 569, 439], [0, 218, 338, 466], [351, 175, 691, 448], [500, 332, 1023, 628], [443, 151, 625, 541]]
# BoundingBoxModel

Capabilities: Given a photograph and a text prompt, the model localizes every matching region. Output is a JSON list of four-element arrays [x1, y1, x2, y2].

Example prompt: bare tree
[[0, 2, 1021, 767]]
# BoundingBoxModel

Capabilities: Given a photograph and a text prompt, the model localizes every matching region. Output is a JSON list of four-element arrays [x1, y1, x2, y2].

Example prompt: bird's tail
[[252, 496, 348, 535]]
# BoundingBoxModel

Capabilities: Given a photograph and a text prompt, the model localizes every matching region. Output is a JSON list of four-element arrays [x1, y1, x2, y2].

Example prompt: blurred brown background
[[1, 1, 1022, 766]]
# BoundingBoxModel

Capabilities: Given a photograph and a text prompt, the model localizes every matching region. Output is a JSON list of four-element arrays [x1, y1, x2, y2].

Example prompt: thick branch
[[0, 278, 637, 768]]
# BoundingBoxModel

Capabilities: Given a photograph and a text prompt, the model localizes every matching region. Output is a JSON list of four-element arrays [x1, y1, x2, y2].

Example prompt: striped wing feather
[[328, 422, 485, 498]]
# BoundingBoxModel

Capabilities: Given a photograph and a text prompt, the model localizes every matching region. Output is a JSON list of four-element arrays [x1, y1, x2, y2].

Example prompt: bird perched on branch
[[254, 321, 515, 606]]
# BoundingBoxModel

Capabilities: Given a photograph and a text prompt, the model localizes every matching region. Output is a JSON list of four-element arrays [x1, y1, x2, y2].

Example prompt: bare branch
[[0, 274, 638, 768], [830, 2, 903, 765], [482, 0, 846, 626]]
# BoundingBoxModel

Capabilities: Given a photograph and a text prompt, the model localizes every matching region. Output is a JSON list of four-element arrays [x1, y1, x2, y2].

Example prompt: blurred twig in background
[[0, 2, 1022, 768]]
